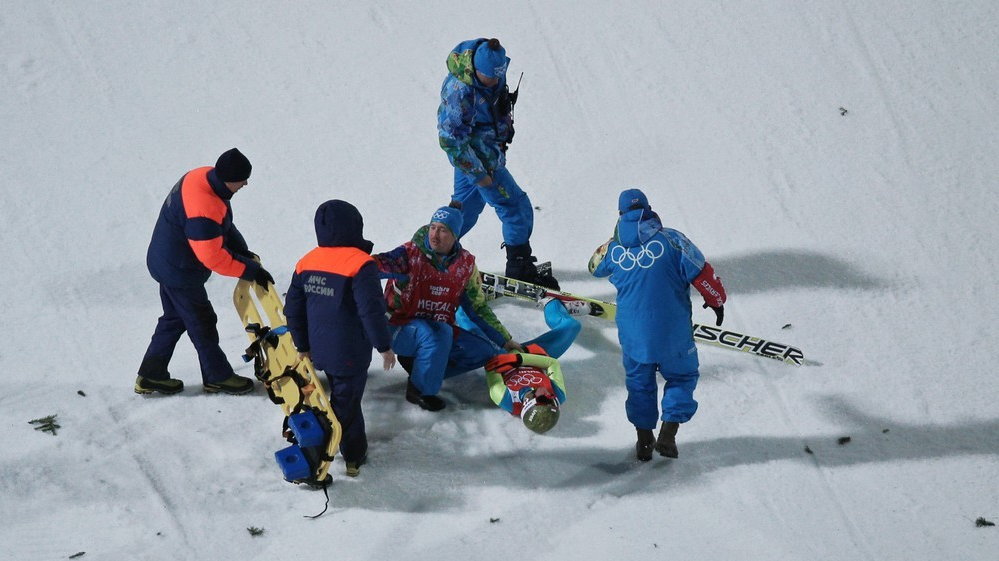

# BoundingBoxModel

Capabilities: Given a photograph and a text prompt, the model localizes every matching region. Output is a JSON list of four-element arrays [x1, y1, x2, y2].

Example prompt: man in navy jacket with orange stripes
[[136, 148, 272, 396], [285, 200, 395, 477]]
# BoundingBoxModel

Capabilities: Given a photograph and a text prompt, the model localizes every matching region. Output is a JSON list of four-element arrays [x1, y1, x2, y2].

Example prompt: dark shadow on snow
[[333, 395, 998, 512], [554, 249, 885, 295]]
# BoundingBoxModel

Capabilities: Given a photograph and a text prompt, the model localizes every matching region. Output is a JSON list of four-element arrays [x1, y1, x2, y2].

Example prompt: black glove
[[703, 302, 724, 326], [250, 266, 274, 288]]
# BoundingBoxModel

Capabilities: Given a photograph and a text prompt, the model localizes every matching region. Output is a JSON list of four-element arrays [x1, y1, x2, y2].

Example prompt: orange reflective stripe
[[177, 167, 244, 278], [189, 238, 247, 278], [295, 247, 373, 277], [180, 167, 227, 223]]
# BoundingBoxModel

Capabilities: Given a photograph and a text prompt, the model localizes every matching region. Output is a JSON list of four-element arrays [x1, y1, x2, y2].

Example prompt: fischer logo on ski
[[692, 324, 804, 366], [481, 265, 804, 366]]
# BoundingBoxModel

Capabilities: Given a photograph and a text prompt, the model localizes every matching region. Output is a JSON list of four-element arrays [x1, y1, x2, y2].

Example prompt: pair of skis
[[480, 267, 804, 366]]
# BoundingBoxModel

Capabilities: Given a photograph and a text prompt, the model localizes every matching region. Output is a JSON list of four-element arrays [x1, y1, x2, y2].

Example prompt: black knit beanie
[[214, 148, 252, 182]]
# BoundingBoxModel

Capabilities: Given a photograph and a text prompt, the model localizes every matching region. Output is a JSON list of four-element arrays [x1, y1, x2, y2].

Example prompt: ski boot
[[504, 242, 559, 289]]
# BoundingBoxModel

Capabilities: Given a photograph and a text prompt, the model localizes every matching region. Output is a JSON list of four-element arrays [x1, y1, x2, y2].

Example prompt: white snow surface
[[2, 2, 998, 560]]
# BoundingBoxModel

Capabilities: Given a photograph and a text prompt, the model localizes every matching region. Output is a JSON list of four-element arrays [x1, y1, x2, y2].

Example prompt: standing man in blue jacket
[[284, 200, 395, 477], [137, 148, 272, 396], [589, 189, 727, 461], [437, 38, 559, 289]]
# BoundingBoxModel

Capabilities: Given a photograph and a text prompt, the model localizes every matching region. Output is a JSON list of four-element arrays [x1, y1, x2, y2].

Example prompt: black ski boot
[[399, 357, 445, 410], [636, 428, 655, 461], [504, 243, 559, 289], [406, 378, 446, 411], [655, 421, 680, 458]]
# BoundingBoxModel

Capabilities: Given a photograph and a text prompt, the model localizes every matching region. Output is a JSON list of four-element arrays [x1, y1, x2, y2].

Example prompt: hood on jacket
[[615, 209, 664, 248], [446, 38, 508, 89], [314, 199, 374, 253]]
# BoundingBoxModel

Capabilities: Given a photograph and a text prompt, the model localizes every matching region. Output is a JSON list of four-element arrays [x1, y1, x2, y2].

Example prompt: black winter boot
[[655, 421, 680, 458], [504, 243, 560, 289], [636, 428, 655, 461], [406, 377, 446, 412], [134, 375, 184, 395]]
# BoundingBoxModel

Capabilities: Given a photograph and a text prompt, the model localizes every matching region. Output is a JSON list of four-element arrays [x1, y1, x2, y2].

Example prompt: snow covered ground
[[2, 2, 997, 560]]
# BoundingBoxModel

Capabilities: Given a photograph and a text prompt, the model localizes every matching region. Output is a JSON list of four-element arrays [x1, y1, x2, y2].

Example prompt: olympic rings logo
[[505, 370, 545, 387], [610, 240, 665, 270]]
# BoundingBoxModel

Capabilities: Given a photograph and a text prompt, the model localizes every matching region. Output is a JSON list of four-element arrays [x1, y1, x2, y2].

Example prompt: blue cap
[[618, 188, 650, 213], [474, 40, 508, 78], [430, 205, 464, 237]]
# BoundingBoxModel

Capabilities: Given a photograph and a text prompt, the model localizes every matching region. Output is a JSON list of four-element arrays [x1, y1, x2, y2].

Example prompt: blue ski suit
[[437, 38, 533, 246], [590, 209, 709, 428]]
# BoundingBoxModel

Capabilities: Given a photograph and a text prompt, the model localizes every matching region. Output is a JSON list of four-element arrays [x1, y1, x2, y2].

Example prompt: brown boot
[[636, 428, 655, 461], [655, 422, 680, 458]]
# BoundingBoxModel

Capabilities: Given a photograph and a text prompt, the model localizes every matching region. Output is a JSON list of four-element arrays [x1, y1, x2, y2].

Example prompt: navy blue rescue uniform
[[284, 200, 392, 465], [139, 167, 262, 383]]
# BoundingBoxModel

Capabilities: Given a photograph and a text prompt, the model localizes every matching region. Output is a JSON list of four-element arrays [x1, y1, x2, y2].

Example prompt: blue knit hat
[[430, 205, 464, 237], [474, 39, 508, 78], [618, 188, 650, 214]]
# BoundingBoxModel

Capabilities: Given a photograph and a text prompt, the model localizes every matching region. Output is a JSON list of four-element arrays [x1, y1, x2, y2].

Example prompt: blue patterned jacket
[[437, 38, 514, 182]]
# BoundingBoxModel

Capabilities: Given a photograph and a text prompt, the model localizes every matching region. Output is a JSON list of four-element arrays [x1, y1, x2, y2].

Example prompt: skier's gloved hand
[[251, 266, 274, 288], [703, 302, 724, 326]]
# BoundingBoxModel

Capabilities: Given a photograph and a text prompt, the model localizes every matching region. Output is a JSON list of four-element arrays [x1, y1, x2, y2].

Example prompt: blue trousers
[[393, 300, 581, 396], [623, 354, 699, 429], [520, 299, 583, 359], [322, 367, 369, 464], [139, 284, 234, 383], [452, 166, 533, 246], [390, 319, 480, 395]]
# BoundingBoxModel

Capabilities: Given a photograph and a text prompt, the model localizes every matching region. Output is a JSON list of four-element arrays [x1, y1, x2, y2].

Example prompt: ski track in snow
[[103, 401, 196, 555], [753, 356, 878, 560]]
